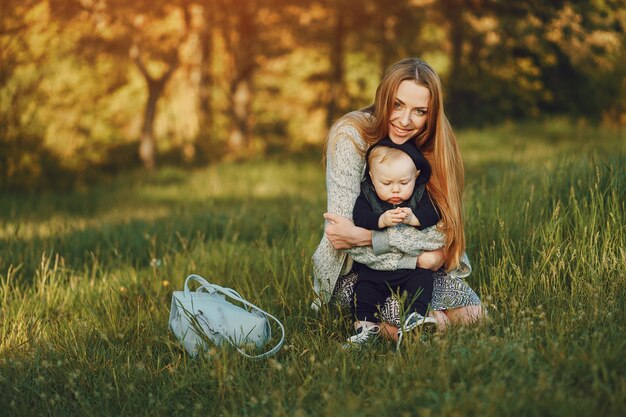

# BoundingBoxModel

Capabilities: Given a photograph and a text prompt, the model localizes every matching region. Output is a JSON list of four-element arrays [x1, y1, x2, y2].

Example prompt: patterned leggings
[[331, 270, 481, 326]]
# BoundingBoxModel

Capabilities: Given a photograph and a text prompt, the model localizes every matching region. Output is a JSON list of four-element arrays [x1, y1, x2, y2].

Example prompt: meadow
[[1, 120, 625, 416]]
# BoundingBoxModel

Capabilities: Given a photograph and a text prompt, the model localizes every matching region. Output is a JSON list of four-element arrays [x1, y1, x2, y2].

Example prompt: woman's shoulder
[[333, 111, 373, 131], [327, 111, 372, 151]]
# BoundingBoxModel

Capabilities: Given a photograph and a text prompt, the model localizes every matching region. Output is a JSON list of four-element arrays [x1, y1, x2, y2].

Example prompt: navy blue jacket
[[353, 137, 440, 231]]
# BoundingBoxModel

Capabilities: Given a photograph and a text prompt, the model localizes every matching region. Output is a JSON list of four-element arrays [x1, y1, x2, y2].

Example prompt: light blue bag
[[169, 274, 285, 358]]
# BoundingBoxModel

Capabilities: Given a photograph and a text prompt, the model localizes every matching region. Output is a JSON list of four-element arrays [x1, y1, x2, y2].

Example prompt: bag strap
[[183, 274, 286, 359], [184, 274, 212, 296], [184, 275, 245, 301]]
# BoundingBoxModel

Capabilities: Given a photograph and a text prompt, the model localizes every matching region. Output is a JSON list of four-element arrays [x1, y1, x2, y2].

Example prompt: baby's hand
[[378, 208, 406, 228], [399, 207, 420, 227]]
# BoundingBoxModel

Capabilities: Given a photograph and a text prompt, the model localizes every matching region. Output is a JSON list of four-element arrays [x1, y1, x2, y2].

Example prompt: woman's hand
[[417, 248, 445, 271], [323, 213, 372, 249]]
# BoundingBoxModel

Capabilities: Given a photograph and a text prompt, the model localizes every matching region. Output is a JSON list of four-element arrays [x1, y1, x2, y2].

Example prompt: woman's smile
[[390, 123, 415, 139]]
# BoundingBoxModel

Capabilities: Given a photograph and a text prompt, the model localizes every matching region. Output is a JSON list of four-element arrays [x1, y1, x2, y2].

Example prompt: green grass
[[1, 120, 625, 416]]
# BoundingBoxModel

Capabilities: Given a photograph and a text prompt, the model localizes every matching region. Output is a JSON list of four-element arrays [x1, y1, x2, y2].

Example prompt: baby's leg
[[345, 270, 390, 347], [353, 277, 389, 323], [353, 266, 394, 324], [395, 270, 437, 346], [401, 269, 434, 316]]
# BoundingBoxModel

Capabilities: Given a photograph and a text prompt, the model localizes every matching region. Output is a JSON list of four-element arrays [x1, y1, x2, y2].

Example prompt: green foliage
[[0, 122, 625, 416], [1, 0, 626, 184], [442, 0, 626, 126]]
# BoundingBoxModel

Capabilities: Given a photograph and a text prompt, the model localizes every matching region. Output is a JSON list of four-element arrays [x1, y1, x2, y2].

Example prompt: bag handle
[[184, 274, 213, 296], [183, 274, 242, 299], [184, 274, 286, 359]]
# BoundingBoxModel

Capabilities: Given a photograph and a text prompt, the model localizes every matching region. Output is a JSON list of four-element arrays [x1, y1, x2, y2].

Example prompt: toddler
[[348, 136, 439, 347]]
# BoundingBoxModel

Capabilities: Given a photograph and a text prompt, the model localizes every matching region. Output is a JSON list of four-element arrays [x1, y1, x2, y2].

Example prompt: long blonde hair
[[340, 58, 465, 271]]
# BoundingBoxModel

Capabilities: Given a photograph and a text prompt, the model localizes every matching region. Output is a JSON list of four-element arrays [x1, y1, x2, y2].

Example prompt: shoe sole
[[342, 335, 380, 350]]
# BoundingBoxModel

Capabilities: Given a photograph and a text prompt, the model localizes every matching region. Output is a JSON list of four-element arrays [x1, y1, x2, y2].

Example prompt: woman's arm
[[383, 224, 446, 256], [384, 225, 471, 276], [325, 212, 445, 271], [377, 224, 469, 275], [324, 212, 372, 249]]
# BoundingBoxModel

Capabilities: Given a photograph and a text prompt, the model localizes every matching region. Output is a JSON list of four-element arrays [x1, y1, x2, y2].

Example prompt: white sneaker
[[397, 312, 437, 348], [344, 323, 381, 348]]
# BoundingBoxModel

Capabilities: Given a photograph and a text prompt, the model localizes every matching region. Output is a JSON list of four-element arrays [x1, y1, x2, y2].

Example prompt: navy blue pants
[[352, 263, 433, 323]]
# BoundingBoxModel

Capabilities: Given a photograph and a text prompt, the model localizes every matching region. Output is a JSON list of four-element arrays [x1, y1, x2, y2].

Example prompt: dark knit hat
[[365, 136, 432, 185]]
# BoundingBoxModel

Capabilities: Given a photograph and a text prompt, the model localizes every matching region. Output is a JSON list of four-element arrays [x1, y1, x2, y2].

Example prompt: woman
[[312, 58, 482, 338]]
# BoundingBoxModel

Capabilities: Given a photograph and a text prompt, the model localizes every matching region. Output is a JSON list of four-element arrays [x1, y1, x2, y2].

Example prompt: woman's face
[[388, 80, 430, 144]]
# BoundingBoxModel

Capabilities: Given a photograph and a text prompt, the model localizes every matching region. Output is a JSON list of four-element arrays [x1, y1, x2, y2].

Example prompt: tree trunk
[[327, 9, 346, 128], [139, 80, 162, 170], [439, 0, 467, 124], [379, 15, 395, 78], [134, 54, 177, 170], [228, 77, 251, 155], [446, 2, 465, 86], [224, 0, 256, 156], [196, 3, 213, 162]]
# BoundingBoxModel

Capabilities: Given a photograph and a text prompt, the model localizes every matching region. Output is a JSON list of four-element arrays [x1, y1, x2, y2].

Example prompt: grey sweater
[[312, 113, 471, 307]]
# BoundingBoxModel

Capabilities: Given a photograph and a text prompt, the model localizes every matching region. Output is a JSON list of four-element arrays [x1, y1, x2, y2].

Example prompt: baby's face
[[369, 155, 418, 205]]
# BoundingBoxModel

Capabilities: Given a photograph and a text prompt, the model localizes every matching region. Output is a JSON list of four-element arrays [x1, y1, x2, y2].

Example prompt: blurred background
[[1, 0, 625, 190]]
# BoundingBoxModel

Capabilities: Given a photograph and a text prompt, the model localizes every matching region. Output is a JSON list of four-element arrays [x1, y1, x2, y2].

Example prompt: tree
[[0, 0, 66, 189], [427, 0, 626, 125], [49, 0, 192, 169], [214, 0, 257, 155], [212, 0, 291, 157], [195, 0, 215, 162], [285, 0, 429, 127], [284, 0, 358, 127], [129, 7, 190, 169]]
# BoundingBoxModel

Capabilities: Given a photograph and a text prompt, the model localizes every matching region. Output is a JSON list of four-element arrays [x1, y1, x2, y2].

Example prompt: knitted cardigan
[[311, 114, 471, 307]]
